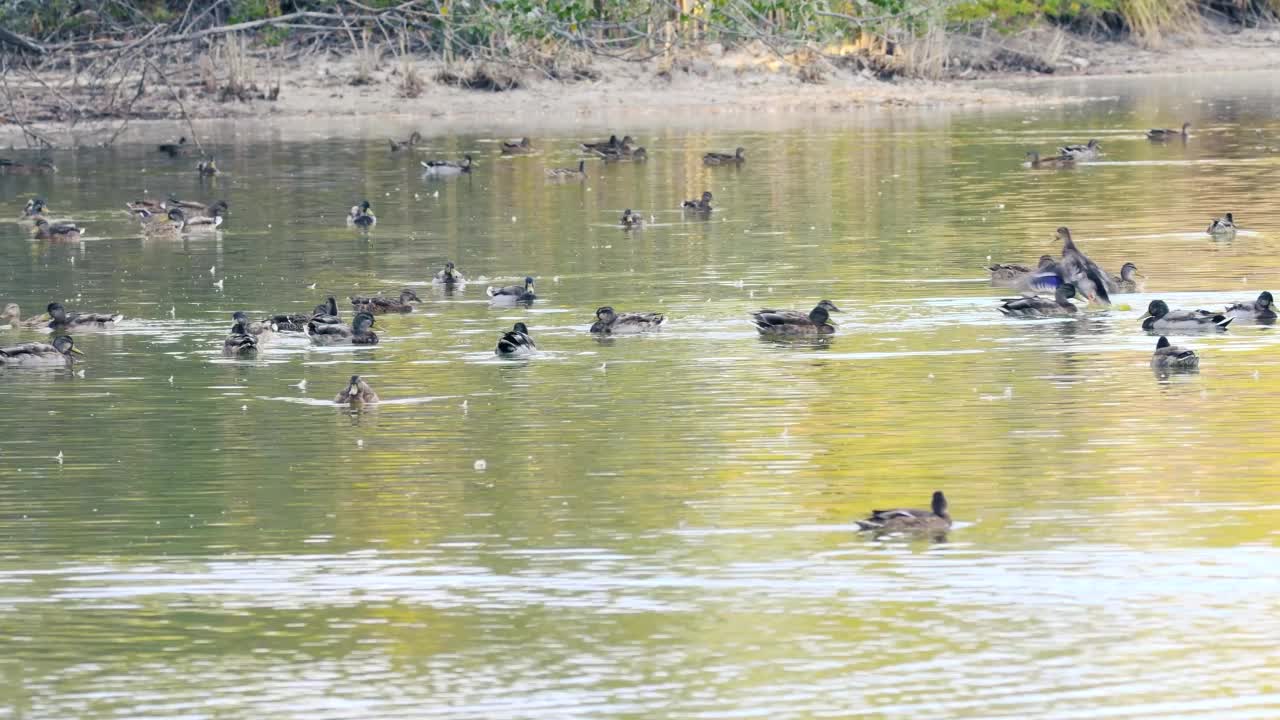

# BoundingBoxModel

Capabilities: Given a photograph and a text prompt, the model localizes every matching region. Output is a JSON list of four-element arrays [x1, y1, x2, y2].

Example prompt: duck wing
[[1060, 250, 1112, 304]]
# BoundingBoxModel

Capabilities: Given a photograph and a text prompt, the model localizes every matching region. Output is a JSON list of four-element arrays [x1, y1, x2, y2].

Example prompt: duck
[[589, 306, 665, 334], [222, 318, 259, 356], [495, 322, 537, 357], [703, 147, 746, 165], [594, 143, 646, 161], [0, 158, 57, 174], [387, 131, 422, 152], [1058, 138, 1102, 161], [308, 311, 378, 345], [751, 300, 841, 336], [1057, 227, 1112, 305], [125, 198, 167, 216], [308, 297, 342, 326], [501, 137, 534, 155], [1151, 336, 1199, 370], [231, 311, 276, 343], [157, 136, 190, 156], [486, 276, 536, 303], [350, 289, 421, 314], [336, 374, 379, 404], [1147, 122, 1191, 141], [546, 160, 586, 180], [433, 261, 465, 286], [421, 155, 473, 176], [136, 207, 187, 237], [168, 197, 228, 219], [988, 255, 1056, 286], [580, 134, 622, 153], [1024, 151, 1073, 169], [1, 304, 52, 329], [44, 302, 122, 331], [18, 197, 49, 226], [180, 210, 224, 234], [1225, 291, 1277, 323], [620, 209, 644, 228], [1141, 300, 1232, 332], [0, 336, 83, 368], [682, 191, 713, 212], [196, 159, 219, 176], [347, 200, 376, 229], [266, 297, 341, 333], [855, 491, 952, 533], [998, 284, 1079, 318], [1111, 262, 1144, 293], [31, 218, 84, 242], [1207, 213, 1236, 237]]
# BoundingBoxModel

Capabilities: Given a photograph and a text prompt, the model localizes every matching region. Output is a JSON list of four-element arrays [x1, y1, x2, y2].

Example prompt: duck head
[[513, 322, 530, 335], [399, 288, 421, 303], [735, 147, 746, 159], [1143, 299, 1171, 320], [52, 335, 83, 356], [1037, 255, 1057, 270], [167, 207, 187, 224], [230, 319, 250, 335], [1156, 336, 1172, 350], [523, 276, 535, 291], [595, 306, 617, 324], [462, 155, 474, 168], [47, 302, 67, 321], [1258, 291, 1274, 309], [345, 375, 366, 398], [701, 191, 713, 203], [1224, 212, 1234, 224], [1182, 122, 1192, 134], [353, 312, 376, 333], [1025, 151, 1041, 163], [1056, 226, 1077, 252], [1120, 262, 1139, 281], [24, 197, 47, 216], [232, 311, 250, 325], [931, 491, 949, 519], [1087, 139, 1100, 149], [809, 300, 842, 324]]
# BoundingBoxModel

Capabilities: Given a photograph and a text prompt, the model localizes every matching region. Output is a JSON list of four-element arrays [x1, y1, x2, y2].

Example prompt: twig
[[144, 58, 204, 155]]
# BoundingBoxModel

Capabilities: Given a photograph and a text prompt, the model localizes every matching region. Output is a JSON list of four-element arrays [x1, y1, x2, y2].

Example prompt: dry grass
[[349, 28, 378, 86], [1121, 0, 1201, 47], [396, 32, 424, 98]]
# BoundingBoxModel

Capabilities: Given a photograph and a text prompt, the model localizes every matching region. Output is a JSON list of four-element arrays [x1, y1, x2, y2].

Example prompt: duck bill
[[70, 347, 86, 356]]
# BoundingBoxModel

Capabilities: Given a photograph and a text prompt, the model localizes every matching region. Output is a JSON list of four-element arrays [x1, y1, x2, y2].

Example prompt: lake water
[[4, 71, 1280, 718]]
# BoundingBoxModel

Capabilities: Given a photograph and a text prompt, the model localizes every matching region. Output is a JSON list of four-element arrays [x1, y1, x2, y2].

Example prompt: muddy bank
[[4, 25, 1280, 147]]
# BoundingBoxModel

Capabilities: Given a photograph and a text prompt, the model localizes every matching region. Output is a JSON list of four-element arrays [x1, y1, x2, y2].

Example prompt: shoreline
[[4, 26, 1280, 147]]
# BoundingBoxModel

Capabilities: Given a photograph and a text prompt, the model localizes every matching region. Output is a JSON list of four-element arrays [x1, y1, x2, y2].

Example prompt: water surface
[[3, 71, 1280, 718]]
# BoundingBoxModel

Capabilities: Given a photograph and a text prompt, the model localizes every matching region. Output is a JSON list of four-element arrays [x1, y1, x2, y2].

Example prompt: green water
[[4, 71, 1280, 718]]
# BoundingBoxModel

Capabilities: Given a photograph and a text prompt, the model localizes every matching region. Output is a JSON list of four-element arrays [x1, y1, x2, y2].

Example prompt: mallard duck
[[1225, 291, 1276, 323], [223, 319, 259, 356], [266, 297, 340, 333], [1024, 151, 1073, 169], [855, 491, 952, 533], [125, 198, 167, 216], [1, 304, 51, 329], [495, 322, 536, 357], [346, 200, 376, 229], [988, 255, 1056, 286], [18, 197, 49, 226], [704, 147, 745, 165], [0, 158, 57, 174], [501, 137, 534, 155], [196, 159, 219, 176], [546, 160, 586, 180], [45, 302, 122, 331], [308, 297, 342, 326], [387, 131, 422, 152], [180, 210, 223, 234], [31, 218, 84, 242], [168, 197, 228, 219], [1057, 227, 1111, 305], [486, 276, 536, 303], [0, 336, 83, 368], [308, 311, 378, 345], [589, 306, 665, 334], [421, 155, 473, 176], [231, 311, 276, 343], [1058, 138, 1102, 161], [157, 136, 190, 157], [1111, 262, 1144, 293], [682, 191, 713, 212], [595, 144, 646, 161], [1151, 336, 1199, 370], [751, 300, 841, 336], [336, 374, 379, 404], [1141, 300, 1232, 332], [998, 284, 1079, 318], [1207, 213, 1236, 237], [620, 209, 644, 228], [1147, 122, 1191, 141], [351, 289, 420, 314], [135, 207, 186, 237], [580, 135, 622, 153], [433, 261, 465, 286]]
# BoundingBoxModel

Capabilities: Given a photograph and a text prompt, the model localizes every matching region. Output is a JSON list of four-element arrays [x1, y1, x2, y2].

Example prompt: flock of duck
[[0, 121, 1267, 533]]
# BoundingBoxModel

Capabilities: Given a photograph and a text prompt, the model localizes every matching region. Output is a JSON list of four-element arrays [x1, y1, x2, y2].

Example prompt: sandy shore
[[4, 25, 1280, 146]]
